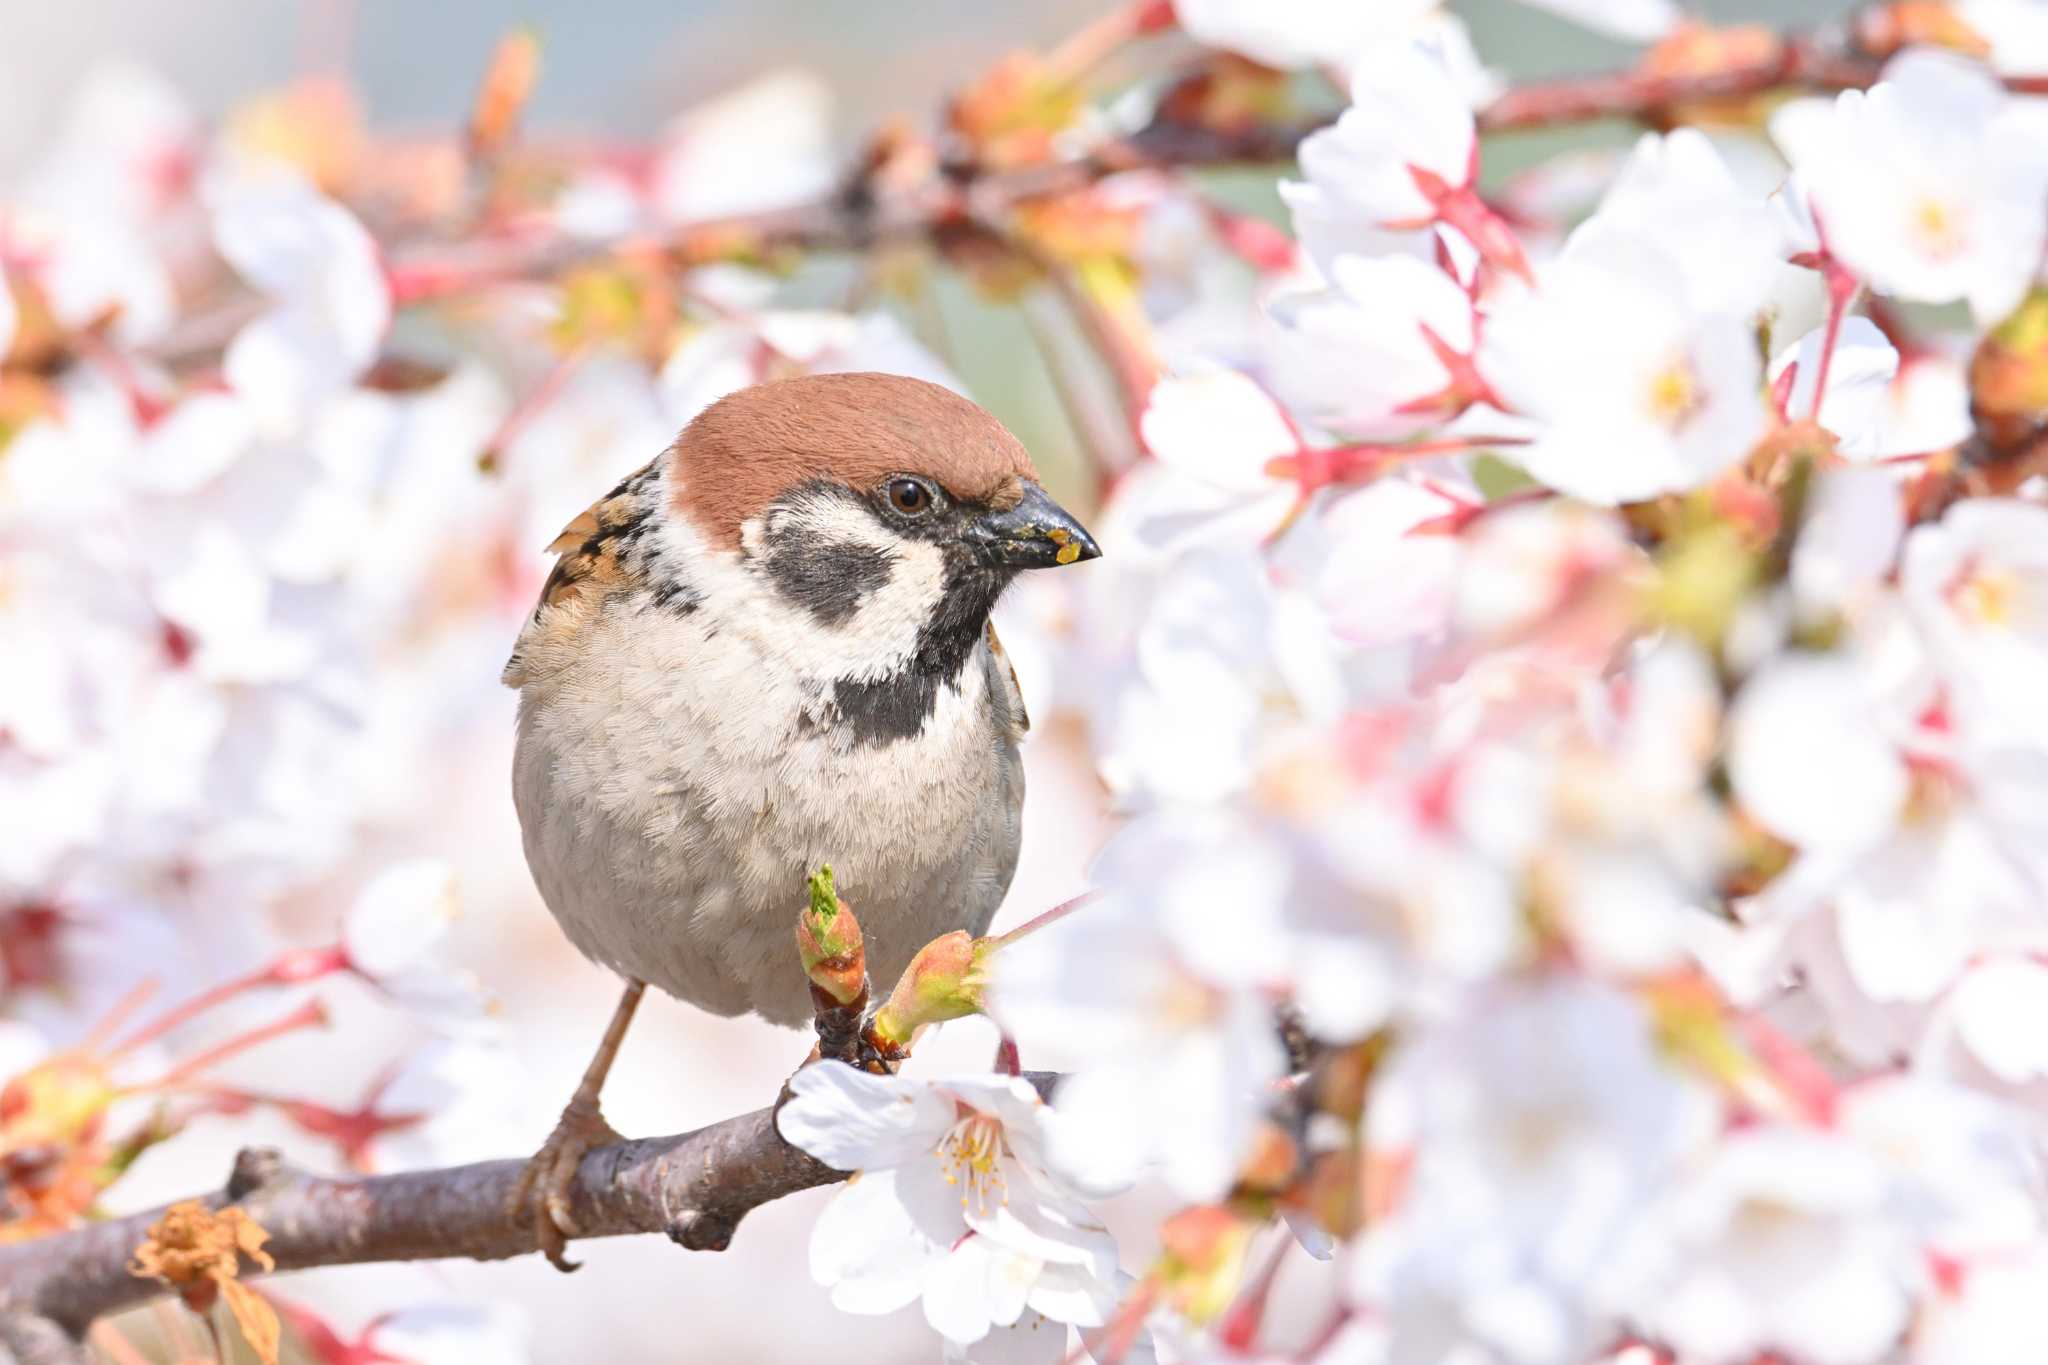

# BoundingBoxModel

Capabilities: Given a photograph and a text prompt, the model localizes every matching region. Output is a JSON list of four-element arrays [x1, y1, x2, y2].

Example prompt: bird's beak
[[968, 481, 1102, 570]]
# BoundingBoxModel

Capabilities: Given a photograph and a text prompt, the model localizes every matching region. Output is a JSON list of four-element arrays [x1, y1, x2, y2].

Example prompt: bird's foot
[[510, 1093, 621, 1272]]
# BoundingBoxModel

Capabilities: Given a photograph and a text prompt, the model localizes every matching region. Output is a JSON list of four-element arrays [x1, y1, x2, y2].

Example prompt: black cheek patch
[[765, 536, 898, 625]]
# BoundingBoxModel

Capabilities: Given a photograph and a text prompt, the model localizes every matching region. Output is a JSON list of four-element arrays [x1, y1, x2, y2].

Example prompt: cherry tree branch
[[0, 1076, 1058, 1352], [1478, 29, 2048, 132], [370, 23, 2048, 292]]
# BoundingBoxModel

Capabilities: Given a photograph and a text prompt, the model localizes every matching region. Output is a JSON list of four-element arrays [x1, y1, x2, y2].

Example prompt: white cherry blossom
[[1265, 253, 1477, 437], [208, 172, 391, 433], [1769, 316, 1902, 455], [987, 813, 1300, 1200], [1613, 1126, 1915, 1365], [1353, 977, 1717, 1364], [651, 70, 837, 225], [1171, 0, 1436, 71], [1295, 41, 1476, 233], [1139, 368, 1300, 500], [1774, 49, 2048, 325], [779, 1065, 1128, 1362], [1590, 129, 1786, 319], [1481, 229, 1763, 503], [1901, 498, 2048, 748]]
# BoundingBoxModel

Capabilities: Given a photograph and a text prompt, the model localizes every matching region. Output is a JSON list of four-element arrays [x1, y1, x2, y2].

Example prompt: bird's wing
[[984, 620, 1030, 741], [502, 465, 657, 688]]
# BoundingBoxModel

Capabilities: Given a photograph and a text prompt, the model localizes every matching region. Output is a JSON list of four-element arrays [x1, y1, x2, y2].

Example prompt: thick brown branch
[[0, 1102, 829, 1340], [0, 1072, 1059, 1343]]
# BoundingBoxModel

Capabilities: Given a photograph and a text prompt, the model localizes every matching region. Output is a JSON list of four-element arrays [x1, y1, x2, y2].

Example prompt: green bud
[[796, 865, 865, 1006]]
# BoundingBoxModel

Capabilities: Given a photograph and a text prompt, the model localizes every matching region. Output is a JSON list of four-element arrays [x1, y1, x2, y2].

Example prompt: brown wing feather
[[502, 477, 652, 688], [985, 621, 1030, 740]]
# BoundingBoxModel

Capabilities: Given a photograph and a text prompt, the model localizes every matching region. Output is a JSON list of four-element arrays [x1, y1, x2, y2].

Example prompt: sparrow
[[501, 371, 1100, 1267]]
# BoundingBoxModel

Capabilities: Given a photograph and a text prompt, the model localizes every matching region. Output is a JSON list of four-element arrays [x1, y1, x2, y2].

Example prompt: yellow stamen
[[1954, 564, 2021, 626], [1646, 360, 1703, 432], [1911, 195, 1967, 261], [937, 1109, 1009, 1214]]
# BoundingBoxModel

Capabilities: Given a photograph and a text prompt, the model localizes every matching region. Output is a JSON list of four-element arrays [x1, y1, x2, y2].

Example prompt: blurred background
[[0, 1, 1854, 1361]]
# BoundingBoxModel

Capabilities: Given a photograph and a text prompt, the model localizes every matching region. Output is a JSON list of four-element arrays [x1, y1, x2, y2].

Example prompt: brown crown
[[668, 372, 1039, 549]]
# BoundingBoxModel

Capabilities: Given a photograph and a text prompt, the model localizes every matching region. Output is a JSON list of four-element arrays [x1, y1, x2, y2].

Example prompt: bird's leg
[[511, 977, 645, 1271]]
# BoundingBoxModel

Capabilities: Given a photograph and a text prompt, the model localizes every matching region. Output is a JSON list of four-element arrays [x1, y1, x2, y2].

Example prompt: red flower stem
[[1070, 1279, 1158, 1365], [990, 891, 1100, 949], [1807, 264, 1861, 424], [1045, 0, 1175, 87], [477, 340, 593, 474], [1216, 1232, 1292, 1350], [81, 977, 163, 1054], [139, 1000, 330, 1093], [108, 948, 347, 1059]]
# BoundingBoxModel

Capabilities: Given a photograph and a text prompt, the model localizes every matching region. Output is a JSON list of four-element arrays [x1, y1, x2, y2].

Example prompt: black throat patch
[[830, 557, 1012, 746], [758, 480, 1016, 747]]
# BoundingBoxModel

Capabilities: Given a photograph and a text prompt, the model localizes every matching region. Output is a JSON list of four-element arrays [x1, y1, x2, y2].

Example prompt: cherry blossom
[[1170, 0, 1437, 71], [1901, 498, 2048, 748], [1481, 229, 1763, 503], [1292, 40, 1514, 274], [1352, 978, 1716, 1364], [1139, 369, 1300, 501], [1264, 252, 1479, 437], [986, 812, 1314, 1199], [778, 1064, 1128, 1363], [651, 71, 838, 225], [207, 172, 392, 432], [1768, 317, 1902, 456], [1915, 1246, 2048, 1365], [1612, 1126, 1916, 1364], [1589, 129, 1786, 319], [1774, 49, 2048, 325]]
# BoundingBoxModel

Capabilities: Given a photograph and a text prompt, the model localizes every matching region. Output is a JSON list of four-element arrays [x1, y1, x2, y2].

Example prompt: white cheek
[[835, 538, 945, 680], [704, 505, 945, 682]]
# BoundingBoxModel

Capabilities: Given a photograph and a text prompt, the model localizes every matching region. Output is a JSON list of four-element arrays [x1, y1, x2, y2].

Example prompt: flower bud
[[795, 865, 866, 1007], [1854, 3, 1990, 61], [1644, 517, 1758, 654], [1, 1052, 117, 1153], [869, 930, 992, 1048], [1155, 1205, 1255, 1324], [1970, 287, 2048, 455], [467, 27, 542, 160], [1640, 22, 1784, 128]]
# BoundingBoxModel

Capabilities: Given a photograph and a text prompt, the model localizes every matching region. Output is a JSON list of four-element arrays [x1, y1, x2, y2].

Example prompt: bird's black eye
[[887, 477, 934, 515]]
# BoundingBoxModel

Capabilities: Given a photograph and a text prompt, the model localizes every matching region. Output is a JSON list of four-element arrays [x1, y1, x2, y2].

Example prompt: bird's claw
[[510, 1094, 621, 1272]]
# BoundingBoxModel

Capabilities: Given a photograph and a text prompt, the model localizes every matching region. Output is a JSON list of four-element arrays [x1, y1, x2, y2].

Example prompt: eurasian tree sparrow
[[502, 372, 1099, 1266]]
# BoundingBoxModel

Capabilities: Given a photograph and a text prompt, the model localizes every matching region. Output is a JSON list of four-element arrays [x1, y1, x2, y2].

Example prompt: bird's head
[[668, 372, 1099, 669]]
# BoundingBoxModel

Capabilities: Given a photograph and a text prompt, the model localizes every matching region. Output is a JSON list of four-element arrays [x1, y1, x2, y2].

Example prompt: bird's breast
[[511, 590, 1022, 1022]]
